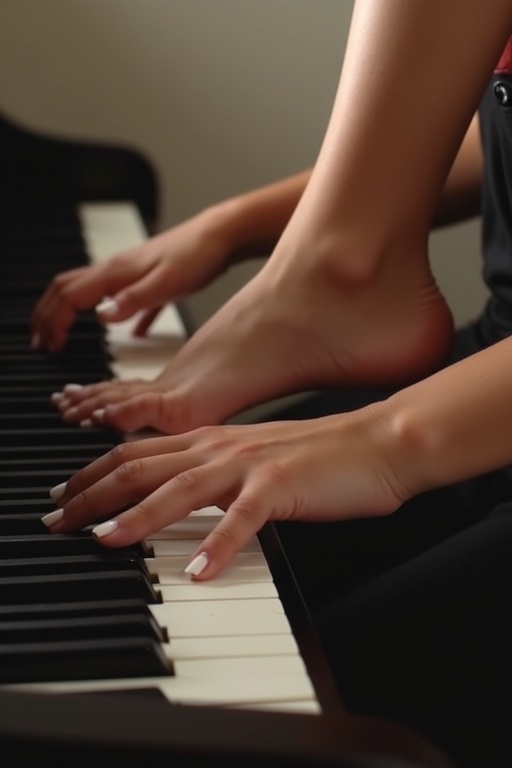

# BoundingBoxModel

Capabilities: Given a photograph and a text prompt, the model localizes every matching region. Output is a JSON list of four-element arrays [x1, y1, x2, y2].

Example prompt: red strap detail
[[496, 37, 512, 74]]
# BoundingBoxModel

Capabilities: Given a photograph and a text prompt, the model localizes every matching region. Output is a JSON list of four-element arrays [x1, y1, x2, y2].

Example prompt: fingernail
[[93, 408, 105, 423], [49, 482, 67, 501], [93, 519, 119, 538], [96, 297, 119, 317], [31, 334, 41, 350], [80, 419, 92, 428], [51, 392, 64, 404], [64, 383, 83, 393], [184, 551, 209, 576], [41, 508, 64, 528]]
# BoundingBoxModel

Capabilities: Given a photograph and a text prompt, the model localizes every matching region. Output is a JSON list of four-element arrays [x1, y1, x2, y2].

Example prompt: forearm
[[433, 113, 483, 228], [199, 170, 311, 263], [387, 337, 512, 497]]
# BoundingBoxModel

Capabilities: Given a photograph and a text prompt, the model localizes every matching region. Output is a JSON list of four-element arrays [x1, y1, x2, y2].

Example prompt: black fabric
[[315, 509, 512, 768], [478, 74, 512, 345]]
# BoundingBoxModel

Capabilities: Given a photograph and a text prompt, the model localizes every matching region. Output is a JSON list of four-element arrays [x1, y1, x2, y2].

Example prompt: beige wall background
[[0, 0, 488, 329]]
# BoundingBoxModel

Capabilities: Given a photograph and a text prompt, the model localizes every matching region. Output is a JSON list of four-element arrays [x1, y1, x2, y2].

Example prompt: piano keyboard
[[0, 201, 327, 714]]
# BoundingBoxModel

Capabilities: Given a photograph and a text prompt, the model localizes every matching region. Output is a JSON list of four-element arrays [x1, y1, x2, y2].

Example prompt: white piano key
[[147, 551, 271, 582], [173, 654, 308, 679], [151, 598, 290, 638], [154, 553, 272, 584], [10, 672, 317, 708], [164, 633, 300, 660], [73, 201, 322, 713], [158, 581, 278, 602]]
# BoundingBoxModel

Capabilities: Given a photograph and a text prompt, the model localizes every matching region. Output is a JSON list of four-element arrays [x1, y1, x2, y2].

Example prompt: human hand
[[30, 212, 229, 352], [42, 406, 409, 579]]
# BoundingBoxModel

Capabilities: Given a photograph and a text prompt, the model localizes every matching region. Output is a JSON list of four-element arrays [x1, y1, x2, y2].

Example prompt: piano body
[[0, 109, 454, 768]]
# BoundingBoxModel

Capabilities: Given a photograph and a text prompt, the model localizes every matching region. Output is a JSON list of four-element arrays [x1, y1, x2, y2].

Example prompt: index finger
[[184, 476, 277, 580]]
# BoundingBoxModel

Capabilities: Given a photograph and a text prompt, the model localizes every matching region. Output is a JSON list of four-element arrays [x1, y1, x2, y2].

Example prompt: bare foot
[[56, 242, 453, 434]]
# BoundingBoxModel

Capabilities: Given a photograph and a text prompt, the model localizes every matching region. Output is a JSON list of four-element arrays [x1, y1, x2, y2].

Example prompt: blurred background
[[0, 0, 488, 330]]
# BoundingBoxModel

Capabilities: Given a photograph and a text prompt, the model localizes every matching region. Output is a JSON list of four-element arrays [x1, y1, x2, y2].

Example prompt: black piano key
[[0, 570, 162, 604], [0, 552, 153, 578], [0, 499, 60, 513], [0, 637, 173, 683], [0, 356, 111, 375], [0, 514, 48, 535], [0, 498, 56, 513], [1, 428, 119, 446], [0, 396, 58, 416], [0, 598, 152, 622], [0, 372, 110, 385], [0, 488, 60, 500], [0, 335, 110, 356], [0, 612, 167, 644], [0, 205, 178, 693], [0, 456, 103, 470], [0, 534, 153, 559], [0, 396, 59, 414], [0, 443, 116, 460], [0, 384, 107, 397], [0, 316, 101, 334], [0, 469, 77, 487]]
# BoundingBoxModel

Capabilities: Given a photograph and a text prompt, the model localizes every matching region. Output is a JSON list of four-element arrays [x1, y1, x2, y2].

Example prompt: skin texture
[[41, 0, 512, 580]]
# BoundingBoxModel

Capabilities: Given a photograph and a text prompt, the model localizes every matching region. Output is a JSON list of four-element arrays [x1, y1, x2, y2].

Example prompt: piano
[[0, 109, 454, 768]]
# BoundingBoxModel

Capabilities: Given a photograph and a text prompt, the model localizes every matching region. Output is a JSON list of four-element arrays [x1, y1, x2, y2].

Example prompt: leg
[[314, 506, 512, 768], [55, 0, 512, 434]]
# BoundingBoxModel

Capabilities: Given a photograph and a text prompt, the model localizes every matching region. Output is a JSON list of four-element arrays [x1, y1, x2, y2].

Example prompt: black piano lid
[[0, 689, 454, 768], [0, 109, 159, 232]]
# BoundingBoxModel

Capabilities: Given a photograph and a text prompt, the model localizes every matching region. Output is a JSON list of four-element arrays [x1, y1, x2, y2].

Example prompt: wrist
[[356, 399, 424, 508], [381, 374, 486, 502], [199, 197, 272, 265]]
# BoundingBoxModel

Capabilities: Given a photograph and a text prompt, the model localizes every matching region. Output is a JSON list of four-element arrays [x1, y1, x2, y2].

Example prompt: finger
[[44, 449, 200, 533], [111, 263, 177, 322], [47, 434, 195, 506], [30, 267, 86, 334], [132, 307, 163, 337], [32, 267, 111, 351], [185, 482, 272, 580], [88, 463, 235, 549], [33, 259, 146, 350]]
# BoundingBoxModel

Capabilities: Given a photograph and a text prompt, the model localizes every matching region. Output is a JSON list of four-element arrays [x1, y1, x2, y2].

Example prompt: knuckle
[[173, 469, 201, 495], [52, 273, 69, 292], [259, 460, 290, 489], [119, 285, 137, 307], [115, 459, 144, 485], [109, 252, 130, 270], [73, 490, 90, 512], [229, 496, 260, 526], [130, 500, 152, 525], [192, 426, 231, 452], [209, 527, 237, 548], [110, 442, 134, 466]]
